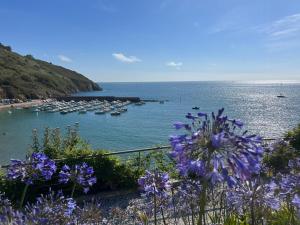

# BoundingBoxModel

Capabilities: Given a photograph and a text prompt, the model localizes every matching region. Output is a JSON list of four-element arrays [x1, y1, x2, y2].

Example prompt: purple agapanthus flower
[[170, 108, 264, 187], [59, 163, 97, 194], [138, 170, 171, 199], [0, 192, 27, 224], [227, 178, 281, 215], [288, 158, 300, 170], [277, 160, 300, 212], [292, 194, 300, 208], [174, 122, 187, 130], [7, 153, 56, 185], [25, 190, 76, 224]]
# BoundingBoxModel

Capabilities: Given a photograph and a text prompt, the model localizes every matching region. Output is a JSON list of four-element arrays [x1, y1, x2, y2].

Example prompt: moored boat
[[277, 94, 286, 98], [119, 108, 127, 112], [95, 110, 105, 114], [111, 111, 121, 116], [78, 109, 87, 114]]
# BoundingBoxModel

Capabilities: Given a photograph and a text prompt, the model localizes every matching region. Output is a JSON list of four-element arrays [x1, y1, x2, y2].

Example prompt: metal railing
[[0, 138, 279, 169], [0, 145, 171, 169]]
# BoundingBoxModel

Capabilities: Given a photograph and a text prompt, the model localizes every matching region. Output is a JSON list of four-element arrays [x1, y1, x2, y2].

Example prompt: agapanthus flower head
[[59, 163, 97, 194], [278, 173, 300, 196], [0, 192, 28, 224], [176, 180, 202, 210], [0, 193, 11, 208], [0, 207, 27, 225], [7, 152, 56, 185], [288, 157, 300, 171], [170, 108, 264, 187], [227, 178, 281, 215], [277, 170, 300, 214], [293, 194, 300, 208], [138, 170, 171, 199], [25, 190, 76, 224]]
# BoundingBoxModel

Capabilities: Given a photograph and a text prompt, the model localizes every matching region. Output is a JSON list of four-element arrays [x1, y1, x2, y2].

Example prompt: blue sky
[[1, 0, 300, 82]]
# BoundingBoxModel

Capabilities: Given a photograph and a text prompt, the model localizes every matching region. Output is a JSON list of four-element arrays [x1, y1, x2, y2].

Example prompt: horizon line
[[95, 79, 300, 83]]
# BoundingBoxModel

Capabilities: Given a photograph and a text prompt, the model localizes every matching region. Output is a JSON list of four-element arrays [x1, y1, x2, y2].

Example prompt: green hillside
[[0, 43, 101, 100]]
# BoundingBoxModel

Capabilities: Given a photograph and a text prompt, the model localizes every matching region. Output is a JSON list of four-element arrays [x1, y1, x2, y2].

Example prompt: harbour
[[1, 95, 147, 116], [34, 98, 141, 116]]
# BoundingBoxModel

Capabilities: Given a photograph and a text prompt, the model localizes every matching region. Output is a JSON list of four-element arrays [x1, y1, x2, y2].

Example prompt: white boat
[[95, 110, 105, 115], [119, 108, 127, 112]]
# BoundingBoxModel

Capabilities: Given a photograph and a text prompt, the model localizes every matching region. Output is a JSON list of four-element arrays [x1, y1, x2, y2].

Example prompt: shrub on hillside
[[286, 123, 300, 151], [264, 124, 300, 175]]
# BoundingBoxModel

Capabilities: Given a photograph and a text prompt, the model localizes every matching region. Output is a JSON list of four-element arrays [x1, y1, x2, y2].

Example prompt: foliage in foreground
[[264, 122, 300, 174], [0, 125, 141, 204], [286, 123, 300, 151]]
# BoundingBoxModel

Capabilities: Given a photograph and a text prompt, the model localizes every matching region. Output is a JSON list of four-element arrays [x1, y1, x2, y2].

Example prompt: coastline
[[0, 100, 43, 111]]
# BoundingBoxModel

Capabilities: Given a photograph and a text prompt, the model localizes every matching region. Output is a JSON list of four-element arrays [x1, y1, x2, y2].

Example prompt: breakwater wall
[[55, 96, 141, 102]]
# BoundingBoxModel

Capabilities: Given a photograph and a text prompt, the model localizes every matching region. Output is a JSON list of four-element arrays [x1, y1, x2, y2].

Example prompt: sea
[[0, 80, 300, 164]]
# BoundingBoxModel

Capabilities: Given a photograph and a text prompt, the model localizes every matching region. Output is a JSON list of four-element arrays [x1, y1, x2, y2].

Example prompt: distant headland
[[0, 43, 101, 100]]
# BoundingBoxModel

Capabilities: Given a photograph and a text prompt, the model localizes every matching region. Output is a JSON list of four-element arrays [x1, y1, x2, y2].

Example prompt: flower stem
[[161, 207, 167, 225], [154, 193, 157, 225], [19, 183, 29, 208], [197, 181, 207, 225], [191, 204, 195, 225], [71, 183, 76, 198], [171, 188, 178, 225]]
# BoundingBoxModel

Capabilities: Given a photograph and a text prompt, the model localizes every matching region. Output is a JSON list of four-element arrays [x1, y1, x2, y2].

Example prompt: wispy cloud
[[253, 13, 300, 51], [261, 13, 300, 40], [211, 12, 300, 51], [209, 6, 249, 34], [166, 61, 183, 70], [112, 53, 141, 63], [58, 55, 72, 63]]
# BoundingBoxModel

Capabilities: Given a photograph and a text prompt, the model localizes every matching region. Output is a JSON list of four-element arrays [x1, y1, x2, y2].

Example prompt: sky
[[1, 0, 300, 82]]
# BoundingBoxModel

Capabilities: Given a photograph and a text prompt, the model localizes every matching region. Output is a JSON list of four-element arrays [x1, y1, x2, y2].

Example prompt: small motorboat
[[111, 111, 121, 116], [277, 94, 286, 98], [192, 107, 200, 110]]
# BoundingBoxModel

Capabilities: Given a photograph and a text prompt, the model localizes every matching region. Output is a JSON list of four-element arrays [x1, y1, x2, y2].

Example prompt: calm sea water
[[0, 81, 300, 164]]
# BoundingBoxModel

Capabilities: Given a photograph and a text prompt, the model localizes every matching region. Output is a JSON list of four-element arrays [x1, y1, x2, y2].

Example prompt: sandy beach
[[0, 100, 43, 111]]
